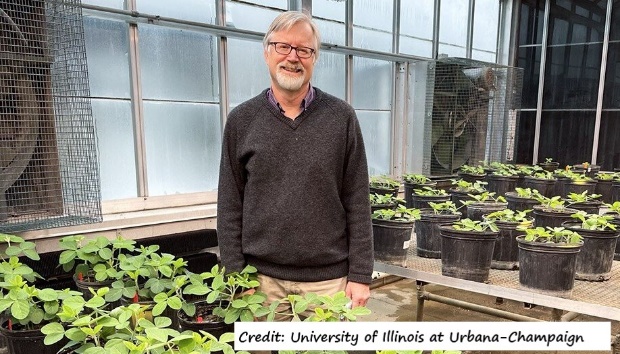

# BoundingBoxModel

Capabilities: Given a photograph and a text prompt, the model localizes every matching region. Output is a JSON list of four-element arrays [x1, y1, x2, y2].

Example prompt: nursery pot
[[177, 301, 234, 338], [449, 189, 481, 218], [516, 236, 583, 297], [439, 225, 498, 283], [538, 161, 559, 172], [410, 194, 450, 210], [491, 219, 532, 270], [563, 180, 597, 198], [609, 212, 620, 260], [532, 205, 579, 228], [595, 177, 614, 203], [485, 175, 518, 197], [369, 186, 399, 198], [553, 175, 571, 198], [612, 181, 620, 203], [522, 176, 556, 197], [404, 181, 437, 208], [0, 321, 67, 354], [466, 202, 507, 221], [563, 221, 620, 281], [457, 172, 486, 183], [372, 218, 414, 267], [572, 164, 601, 178], [505, 192, 540, 212], [414, 209, 461, 259], [564, 200, 602, 215]]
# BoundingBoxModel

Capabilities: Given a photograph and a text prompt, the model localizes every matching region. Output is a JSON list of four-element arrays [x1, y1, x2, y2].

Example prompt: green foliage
[[544, 157, 554, 163], [372, 205, 421, 222], [369, 175, 400, 189], [534, 195, 567, 210], [570, 211, 617, 231], [0, 233, 40, 262], [459, 165, 485, 175], [595, 172, 618, 181], [531, 171, 555, 180], [450, 179, 487, 193], [369, 193, 405, 206], [490, 164, 519, 176], [606, 201, 620, 214], [428, 201, 459, 215], [514, 187, 542, 199], [402, 174, 432, 185], [568, 173, 593, 182], [267, 291, 371, 323], [413, 186, 447, 196], [464, 191, 506, 204], [520, 226, 583, 244], [565, 191, 601, 204], [484, 209, 532, 223], [451, 218, 498, 232]]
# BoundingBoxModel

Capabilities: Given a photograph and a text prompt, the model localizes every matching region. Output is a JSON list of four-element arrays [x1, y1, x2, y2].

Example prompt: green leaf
[[59, 250, 77, 265], [38, 288, 59, 302], [152, 301, 167, 316], [154, 316, 172, 328], [11, 300, 30, 320], [44, 301, 59, 315], [145, 327, 169, 343], [181, 302, 196, 317], [43, 333, 65, 346], [232, 299, 248, 309], [166, 296, 182, 310], [30, 308, 45, 324], [240, 309, 254, 322], [22, 249, 40, 261], [41, 322, 64, 335], [5, 245, 22, 256], [98, 248, 113, 260], [85, 296, 106, 309]]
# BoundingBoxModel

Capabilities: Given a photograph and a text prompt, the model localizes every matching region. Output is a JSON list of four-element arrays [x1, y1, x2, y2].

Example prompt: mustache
[[279, 63, 304, 72]]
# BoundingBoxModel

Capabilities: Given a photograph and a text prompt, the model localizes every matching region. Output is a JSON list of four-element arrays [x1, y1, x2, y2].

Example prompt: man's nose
[[286, 49, 300, 61]]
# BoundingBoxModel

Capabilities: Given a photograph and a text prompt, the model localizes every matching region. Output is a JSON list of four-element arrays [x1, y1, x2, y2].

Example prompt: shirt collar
[[266, 84, 315, 113]]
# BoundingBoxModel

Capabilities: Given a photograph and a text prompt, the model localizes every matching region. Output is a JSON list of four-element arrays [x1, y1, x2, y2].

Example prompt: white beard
[[275, 68, 305, 91]]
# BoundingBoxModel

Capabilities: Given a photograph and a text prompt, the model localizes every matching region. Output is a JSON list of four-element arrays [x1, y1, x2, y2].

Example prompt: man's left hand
[[345, 281, 370, 308]]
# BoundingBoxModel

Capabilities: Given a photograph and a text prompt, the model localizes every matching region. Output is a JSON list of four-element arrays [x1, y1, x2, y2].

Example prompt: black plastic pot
[[538, 161, 559, 172], [404, 181, 437, 208], [606, 212, 620, 261], [595, 177, 614, 203], [564, 200, 602, 215], [572, 164, 601, 178], [466, 202, 507, 221], [491, 219, 532, 270], [410, 194, 450, 210], [532, 205, 579, 228], [0, 321, 67, 354], [449, 189, 481, 218], [563, 180, 597, 198], [505, 192, 540, 212], [372, 218, 414, 267], [612, 181, 620, 203], [517, 236, 583, 297], [177, 301, 234, 338], [457, 172, 486, 183], [485, 175, 518, 197], [522, 176, 556, 197], [563, 221, 620, 281], [414, 210, 461, 259], [553, 175, 571, 198], [439, 225, 498, 283], [370, 186, 399, 198]]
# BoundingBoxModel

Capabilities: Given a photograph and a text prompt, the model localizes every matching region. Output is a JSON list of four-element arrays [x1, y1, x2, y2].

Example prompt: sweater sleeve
[[342, 111, 374, 284], [216, 114, 246, 274]]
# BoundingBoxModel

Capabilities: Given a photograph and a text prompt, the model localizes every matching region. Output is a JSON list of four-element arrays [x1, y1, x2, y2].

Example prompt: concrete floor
[[365, 277, 619, 354]]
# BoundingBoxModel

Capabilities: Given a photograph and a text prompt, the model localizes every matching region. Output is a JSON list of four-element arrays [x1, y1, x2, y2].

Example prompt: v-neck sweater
[[217, 87, 374, 284]]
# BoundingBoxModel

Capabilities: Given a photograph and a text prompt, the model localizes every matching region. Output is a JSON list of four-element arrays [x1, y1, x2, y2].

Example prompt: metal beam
[[532, 0, 550, 165]]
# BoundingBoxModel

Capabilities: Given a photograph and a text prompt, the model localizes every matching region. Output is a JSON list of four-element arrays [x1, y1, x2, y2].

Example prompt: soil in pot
[[485, 175, 518, 197], [372, 219, 414, 267], [439, 226, 498, 283], [505, 192, 540, 212], [414, 210, 461, 259], [404, 181, 437, 208], [466, 202, 507, 221], [532, 205, 579, 228], [563, 221, 620, 281], [0, 321, 67, 354], [522, 176, 556, 197], [177, 301, 234, 338], [517, 236, 582, 298], [491, 219, 532, 270]]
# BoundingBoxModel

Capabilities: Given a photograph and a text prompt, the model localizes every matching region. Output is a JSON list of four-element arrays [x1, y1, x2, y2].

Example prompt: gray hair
[[263, 11, 321, 60]]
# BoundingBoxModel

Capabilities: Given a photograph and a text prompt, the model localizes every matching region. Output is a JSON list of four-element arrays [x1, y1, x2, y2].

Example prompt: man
[[217, 11, 373, 317]]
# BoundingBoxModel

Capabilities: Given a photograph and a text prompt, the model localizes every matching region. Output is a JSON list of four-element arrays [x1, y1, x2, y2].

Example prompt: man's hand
[[345, 281, 370, 308]]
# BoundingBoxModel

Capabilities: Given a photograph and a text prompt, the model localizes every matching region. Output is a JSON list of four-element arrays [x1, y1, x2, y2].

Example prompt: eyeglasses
[[268, 42, 315, 59]]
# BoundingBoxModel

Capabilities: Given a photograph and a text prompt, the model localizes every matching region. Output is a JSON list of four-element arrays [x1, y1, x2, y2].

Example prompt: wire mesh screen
[[421, 57, 524, 176], [1, 0, 101, 232]]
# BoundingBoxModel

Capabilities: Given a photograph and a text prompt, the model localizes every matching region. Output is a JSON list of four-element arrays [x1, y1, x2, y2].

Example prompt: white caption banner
[[234, 321, 611, 351]]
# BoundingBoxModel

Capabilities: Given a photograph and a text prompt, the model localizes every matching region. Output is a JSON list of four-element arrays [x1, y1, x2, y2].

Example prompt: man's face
[[264, 22, 316, 94]]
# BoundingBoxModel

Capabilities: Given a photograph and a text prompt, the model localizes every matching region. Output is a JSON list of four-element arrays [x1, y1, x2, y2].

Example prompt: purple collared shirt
[[266, 84, 316, 114]]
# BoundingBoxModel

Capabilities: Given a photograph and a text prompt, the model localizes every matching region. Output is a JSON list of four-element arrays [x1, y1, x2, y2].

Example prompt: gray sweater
[[217, 88, 373, 284]]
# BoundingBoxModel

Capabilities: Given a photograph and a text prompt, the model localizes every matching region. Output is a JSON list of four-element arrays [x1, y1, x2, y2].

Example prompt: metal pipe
[[532, 0, 550, 165], [216, 0, 229, 133], [560, 311, 580, 322], [466, 0, 475, 58], [416, 282, 426, 321], [421, 291, 545, 322], [432, 0, 441, 58], [345, 0, 353, 104]]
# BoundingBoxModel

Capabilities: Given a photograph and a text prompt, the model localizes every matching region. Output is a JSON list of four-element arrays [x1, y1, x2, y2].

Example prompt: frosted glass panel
[[228, 39, 270, 106], [91, 99, 137, 200], [352, 57, 392, 110], [136, 0, 216, 24], [353, 27, 392, 52], [226, 1, 282, 32], [472, 50, 496, 63], [356, 110, 391, 176], [400, 0, 434, 39], [82, 0, 123, 9], [315, 18, 345, 46], [399, 36, 433, 57], [83, 17, 130, 98], [143, 102, 221, 195], [438, 43, 466, 58], [353, 0, 393, 32], [439, 0, 468, 49], [313, 0, 345, 21], [313, 52, 345, 100], [473, 0, 499, 52], [138, 25, 218, 102]]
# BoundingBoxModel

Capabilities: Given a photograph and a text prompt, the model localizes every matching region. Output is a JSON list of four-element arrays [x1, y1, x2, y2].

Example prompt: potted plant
[[58, 234, 136, 302], [403, 173, 436, 208], [594, 172, 617, 203], [564, 191, 603, 214], [564, 173, 597, 198], [505, 187, 542, 212], [449, 179, 487, 217], [410, 186, 450, 209], [572, 161, 601, 178], [484, 209, 533, 270], [516, 226, 583, 297], [514, 164, 541, 188], [538, 157, 559, 172], [522, 170, 557, 197], [266, 291, 371, 322], [370, 193, 405, 213], [485, 166, 519, 198], [604, 201, 620, 261], [563, 212, 619, 281], [369, 175, 400, 197], [457, 164, 486, 183], [372, 205, 421, 266], [462, 192, 507, 221], [439, 219, 499, 282], [415, 201, 462, 259], [552, 168, 575, 198], [531, 195, 579, 228]]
